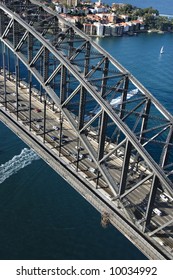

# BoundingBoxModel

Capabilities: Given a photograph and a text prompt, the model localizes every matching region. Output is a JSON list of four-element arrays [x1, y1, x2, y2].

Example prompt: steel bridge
[[0, 0, 173, 259]]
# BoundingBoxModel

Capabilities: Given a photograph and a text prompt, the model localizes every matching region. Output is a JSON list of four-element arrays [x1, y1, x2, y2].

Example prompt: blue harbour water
[[0, 1, 173, 260], [105, 0, 173, 16]]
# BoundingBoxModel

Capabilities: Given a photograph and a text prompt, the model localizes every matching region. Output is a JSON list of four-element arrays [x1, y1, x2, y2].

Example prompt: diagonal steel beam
[[1, 16, 13, 38], [29, 45, 44, 66], [44, 64, 61, 85], [99, 138, 126, 164], [15, 29, 28, 51], [98, 110, 108, 161], [119, 173, 153, 200], [142, 125, 170, 148], [160, 125, 173, 168], [61, 84, 81, 107], [118, 140, 132, 196], [148, 218, 173, 237], [144, 176, 160, 231], [79, 109, 102, 133]]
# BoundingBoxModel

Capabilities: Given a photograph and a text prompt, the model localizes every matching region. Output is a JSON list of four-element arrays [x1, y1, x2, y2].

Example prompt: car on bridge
[[52, 125, 59, 131], [51, 136, 58, 141], [36, 124, 42, 130], [89, 167, 97, 174], [160, 193, 169, 202], [35, 107, 41, 113], [87, 155, 93, 162], [72, 153, 84, 160], [153, 208, 162, 216]]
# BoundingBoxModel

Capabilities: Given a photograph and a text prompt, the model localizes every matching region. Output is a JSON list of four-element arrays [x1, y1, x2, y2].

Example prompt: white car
[[87, 155, 93, 162], [72, 153, 83, 160], [160, 193, 169, 202], [52, 125, 59, 131], [89, 167, 97, 173], [36, 124, 42, 130], [75, 146, 84, 150], [153, 208, 162, 216]]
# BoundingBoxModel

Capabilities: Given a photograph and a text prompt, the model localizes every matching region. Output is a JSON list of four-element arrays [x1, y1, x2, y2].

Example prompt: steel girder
[[0, 0, 173, 238]]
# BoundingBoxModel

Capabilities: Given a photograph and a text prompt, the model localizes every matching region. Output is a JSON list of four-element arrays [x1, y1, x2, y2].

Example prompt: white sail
[[160, 46, 164, 54]]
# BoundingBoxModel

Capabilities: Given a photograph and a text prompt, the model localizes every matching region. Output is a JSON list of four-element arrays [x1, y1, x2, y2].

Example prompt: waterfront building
[[120, 22, 129, 33], [120, 14, 129, 22], [132, 20, 141, 32], [52, 1, 146, 37], [94, 6, 108, 14], [66, 0, 80, 7], [95, 13, 109, 24], [95, 0, 102, 7], [103, 24, 112, 36], [94, 22, 104, 36], [115, 24, 124, 36], [54, 3, 63, 13], [107, 12, 117, 23], [83, 23, 97, 36]]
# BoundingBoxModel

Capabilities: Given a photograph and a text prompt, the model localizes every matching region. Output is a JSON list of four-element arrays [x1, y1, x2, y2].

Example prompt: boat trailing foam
[[110, 88, 138, 107], [85, 88, 138, 121], [0, 148, 39, 184]]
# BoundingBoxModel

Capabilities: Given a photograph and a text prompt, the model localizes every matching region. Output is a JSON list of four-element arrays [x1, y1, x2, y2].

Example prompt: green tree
[[117, 4, 133, 14], [144, 14, 156, 29], [155, 16, 173, 31]]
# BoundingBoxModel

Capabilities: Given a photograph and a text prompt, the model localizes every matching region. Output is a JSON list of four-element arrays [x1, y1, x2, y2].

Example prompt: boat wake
[[85, 88, 138, 121], [0, 148, 40, 184], [110, 88, 138, 107]]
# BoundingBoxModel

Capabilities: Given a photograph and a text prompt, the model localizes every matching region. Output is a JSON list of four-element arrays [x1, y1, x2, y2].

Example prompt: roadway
[[0, 72, 173, 259]]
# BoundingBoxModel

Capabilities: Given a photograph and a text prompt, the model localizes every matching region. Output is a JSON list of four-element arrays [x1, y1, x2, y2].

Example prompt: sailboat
[[160, 46, 164, 54]]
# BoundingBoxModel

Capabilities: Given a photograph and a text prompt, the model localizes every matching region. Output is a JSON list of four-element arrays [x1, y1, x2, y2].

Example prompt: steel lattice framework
[[0, 0, 173, 259]]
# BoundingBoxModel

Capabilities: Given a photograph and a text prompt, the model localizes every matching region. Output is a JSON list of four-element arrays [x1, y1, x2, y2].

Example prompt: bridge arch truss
[[0, 0, 173, 259]]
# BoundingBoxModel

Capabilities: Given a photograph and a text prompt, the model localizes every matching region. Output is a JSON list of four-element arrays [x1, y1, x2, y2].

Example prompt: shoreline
[[87, 29, 173, 38]]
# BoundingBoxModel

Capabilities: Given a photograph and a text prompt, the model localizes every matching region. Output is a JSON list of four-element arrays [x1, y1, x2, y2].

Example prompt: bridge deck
[[0, 73, 173, 259]]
